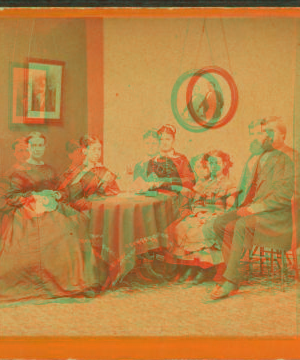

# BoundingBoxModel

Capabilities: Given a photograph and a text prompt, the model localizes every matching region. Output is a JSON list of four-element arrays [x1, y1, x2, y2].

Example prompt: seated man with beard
[[210, 117, 295, 299]]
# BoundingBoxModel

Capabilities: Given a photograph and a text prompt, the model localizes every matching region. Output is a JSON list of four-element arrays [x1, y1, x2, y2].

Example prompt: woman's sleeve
[[76, 168, 120, 197], [101, 170, 121, 195], [105, 180, 120, 195], [50, 167, 69, 202], [5, 172, 32, 207], [178, 156, 196, 189], [57, 166, 78, 190], [67, 178, 91, 211], [68, 181, 84, 202], [0, 177, 14, 212], [223, 178, 239, 209], [147, 159, 155, 178], [133, 163, 141, 181]]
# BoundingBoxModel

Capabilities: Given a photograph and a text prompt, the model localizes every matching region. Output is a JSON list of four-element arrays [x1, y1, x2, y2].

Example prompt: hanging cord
[[26, 19, 36, 118], [220, 18, 233, 74], [193, 19, 207, 116], [179, 19, 191, 74], [12, 19, 19, 62], [28, 19, 35, 60], [51, 25, 59, 59], [194, 19, 206, 68], [205, 21, 214, 66]]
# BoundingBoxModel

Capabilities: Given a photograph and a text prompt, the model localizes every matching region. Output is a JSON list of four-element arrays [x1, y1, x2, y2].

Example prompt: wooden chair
[[244, 200, 299, 291], [247, 247, 297, 291]]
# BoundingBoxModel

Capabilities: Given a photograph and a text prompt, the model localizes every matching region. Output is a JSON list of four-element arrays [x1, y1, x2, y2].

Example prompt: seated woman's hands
[[34, 190, 62, 200], [129, 176, 160, 193], [21, 195, 36, 210], [145, 173, 162, 189], [147, 173, 160, 183], [130, 180, 151, 193], [25, 191, 59, 215]]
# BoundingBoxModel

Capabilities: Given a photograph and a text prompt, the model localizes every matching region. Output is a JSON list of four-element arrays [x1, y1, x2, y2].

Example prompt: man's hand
[[237, 206, 255, 217]]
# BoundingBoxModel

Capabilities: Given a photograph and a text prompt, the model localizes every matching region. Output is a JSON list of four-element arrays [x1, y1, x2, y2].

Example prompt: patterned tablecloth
[[88, 190, 180, 285]]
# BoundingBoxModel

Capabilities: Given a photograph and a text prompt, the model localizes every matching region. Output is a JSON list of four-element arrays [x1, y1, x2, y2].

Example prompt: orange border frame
[[0, 7, 300, 359]]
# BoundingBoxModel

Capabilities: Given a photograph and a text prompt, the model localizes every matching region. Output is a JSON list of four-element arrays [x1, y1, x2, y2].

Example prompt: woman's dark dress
[[147, 152, 195, 190], [0, 162, 98, 303]]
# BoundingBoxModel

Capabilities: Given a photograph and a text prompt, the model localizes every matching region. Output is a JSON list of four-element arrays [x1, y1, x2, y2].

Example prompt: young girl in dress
[[166, 150, 237, 284]]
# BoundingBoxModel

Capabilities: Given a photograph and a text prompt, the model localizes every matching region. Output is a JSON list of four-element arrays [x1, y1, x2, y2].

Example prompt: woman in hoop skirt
[[0, 132, 100, 304], [62, 135, 120, 290]]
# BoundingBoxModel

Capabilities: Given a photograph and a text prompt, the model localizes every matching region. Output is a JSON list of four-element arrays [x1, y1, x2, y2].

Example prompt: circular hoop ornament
[[171, 69, 223, 133], [186, 66, 238, 129]]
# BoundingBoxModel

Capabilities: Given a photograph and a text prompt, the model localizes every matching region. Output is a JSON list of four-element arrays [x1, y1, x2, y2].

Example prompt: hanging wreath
[[171, 69, 224, 133], [186, 66, 238, 130]]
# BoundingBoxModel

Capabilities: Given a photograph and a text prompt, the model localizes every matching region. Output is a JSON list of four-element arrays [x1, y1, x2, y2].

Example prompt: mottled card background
[[103, 17, 296, 190], [0, 10, 299, 360]]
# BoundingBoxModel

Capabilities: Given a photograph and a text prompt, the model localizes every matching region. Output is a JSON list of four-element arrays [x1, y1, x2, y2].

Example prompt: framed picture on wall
[[9, 58, 65, 128], [27, 58, 65, 123]]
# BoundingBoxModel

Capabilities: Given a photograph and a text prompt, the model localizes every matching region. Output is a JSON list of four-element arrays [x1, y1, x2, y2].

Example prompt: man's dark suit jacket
[[237, 148, 294, 251]]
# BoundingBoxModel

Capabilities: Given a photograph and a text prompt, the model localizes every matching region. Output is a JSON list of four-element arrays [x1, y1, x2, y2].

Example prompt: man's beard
[[249, 137, 273, 155], [249, 139, 263, 155], [261, 136, 274, 151]]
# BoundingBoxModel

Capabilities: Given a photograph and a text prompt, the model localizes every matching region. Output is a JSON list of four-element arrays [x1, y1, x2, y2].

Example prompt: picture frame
[[9, 62, 30, 126], [9, 58, 65, 128]]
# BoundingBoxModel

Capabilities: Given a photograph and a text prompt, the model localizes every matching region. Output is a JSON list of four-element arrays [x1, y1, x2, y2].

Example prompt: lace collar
[[27, 158, 44, 165], [83, 160, 104, 171], [153, 149, 180, 161]]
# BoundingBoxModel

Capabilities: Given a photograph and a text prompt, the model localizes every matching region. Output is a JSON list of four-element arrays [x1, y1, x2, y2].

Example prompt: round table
[[88, 190, 180, 286]]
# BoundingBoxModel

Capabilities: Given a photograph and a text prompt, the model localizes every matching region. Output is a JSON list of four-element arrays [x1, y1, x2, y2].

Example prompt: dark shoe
[[210, 281, 238, 300], [101, 276, 112, 291], [73, 289, 96, 298], [176, 266, 194, 284], [192, 267, 217, 284], [165, 262, 179, 278], [83, 289, 96, 298]]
